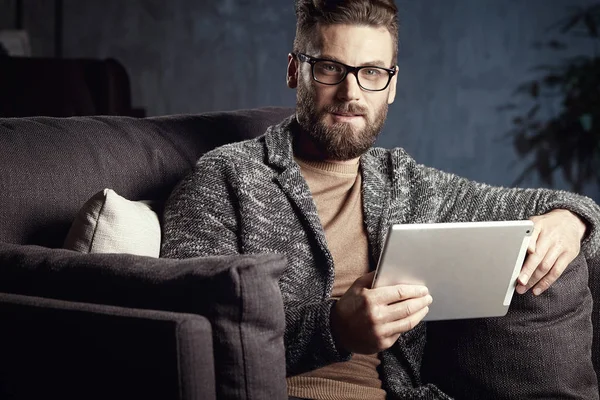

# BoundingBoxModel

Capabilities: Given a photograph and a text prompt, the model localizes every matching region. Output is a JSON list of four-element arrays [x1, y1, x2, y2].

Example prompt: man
[[162, 0, 600, 398]]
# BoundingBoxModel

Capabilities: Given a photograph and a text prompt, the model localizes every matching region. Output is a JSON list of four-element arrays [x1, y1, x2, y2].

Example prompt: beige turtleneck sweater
[[286, 158, 386, 400]]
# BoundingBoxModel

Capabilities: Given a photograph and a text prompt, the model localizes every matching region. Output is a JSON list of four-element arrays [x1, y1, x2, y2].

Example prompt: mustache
[[324, 103, 368, 116]]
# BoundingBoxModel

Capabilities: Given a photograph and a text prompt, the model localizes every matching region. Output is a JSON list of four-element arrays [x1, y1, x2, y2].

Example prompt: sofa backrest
[[0, 107, 294, 247]]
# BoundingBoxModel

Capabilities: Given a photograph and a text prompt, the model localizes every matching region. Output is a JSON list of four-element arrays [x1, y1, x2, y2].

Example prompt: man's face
[[288, 24, 398, 161]]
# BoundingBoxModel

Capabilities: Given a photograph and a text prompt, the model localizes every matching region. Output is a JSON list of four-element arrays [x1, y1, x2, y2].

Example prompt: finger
[[517, 243, 562, 294], [518, 239, 549, 288], [373, 284, 429, 305], [382, 305, 430, 337], [527, 241, 562, 284], [517, 256, 538, 289], [530, 252, 574, 296], [383, 294, 433, 322], [527, 220, 541, 254]]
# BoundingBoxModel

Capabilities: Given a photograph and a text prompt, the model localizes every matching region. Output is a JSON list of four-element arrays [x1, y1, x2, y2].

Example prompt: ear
[[287, 53, 299, 89], [387, 65, 398, 105]]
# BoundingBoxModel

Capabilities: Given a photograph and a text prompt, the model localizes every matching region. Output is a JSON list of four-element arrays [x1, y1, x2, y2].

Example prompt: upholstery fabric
[[63, 188, 161, 257], [422, 254, 599, 399], [0, 292, 215, 400], [0, 107, 294, 247], [0, 242, 288, 400]]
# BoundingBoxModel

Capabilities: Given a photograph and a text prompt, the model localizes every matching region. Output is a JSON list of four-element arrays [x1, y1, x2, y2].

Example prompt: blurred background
[[0, 0, 598, 200]]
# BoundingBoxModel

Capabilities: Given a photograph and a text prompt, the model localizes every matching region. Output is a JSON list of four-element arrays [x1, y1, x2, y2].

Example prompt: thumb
[[352, 270, 377, 289]]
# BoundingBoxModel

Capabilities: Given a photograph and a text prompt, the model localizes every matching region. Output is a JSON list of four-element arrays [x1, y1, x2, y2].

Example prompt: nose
[[336, 71, 361, 102]]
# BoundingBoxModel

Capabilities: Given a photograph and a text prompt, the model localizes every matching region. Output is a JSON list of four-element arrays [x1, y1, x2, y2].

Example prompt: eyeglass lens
[[313, 60, 390, 91]]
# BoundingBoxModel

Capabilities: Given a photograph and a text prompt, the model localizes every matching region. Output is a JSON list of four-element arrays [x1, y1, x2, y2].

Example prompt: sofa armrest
[[0, 243, 287, 400], [0, 292, 215, 400], [422, 253, 598, 398]]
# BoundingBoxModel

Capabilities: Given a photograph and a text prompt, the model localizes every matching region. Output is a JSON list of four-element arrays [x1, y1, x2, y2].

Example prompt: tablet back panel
[[373, 221, 533, 321]]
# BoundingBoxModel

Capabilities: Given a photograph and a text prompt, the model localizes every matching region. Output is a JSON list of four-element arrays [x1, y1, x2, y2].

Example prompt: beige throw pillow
[[64, 189, 161, 257]]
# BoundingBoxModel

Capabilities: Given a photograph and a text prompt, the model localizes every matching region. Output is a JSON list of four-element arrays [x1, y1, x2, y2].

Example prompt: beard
[[295, 83, 388, 161]]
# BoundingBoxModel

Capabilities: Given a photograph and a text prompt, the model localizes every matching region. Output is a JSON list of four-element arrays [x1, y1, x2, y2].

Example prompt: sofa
[[0, 107, 598, 400]]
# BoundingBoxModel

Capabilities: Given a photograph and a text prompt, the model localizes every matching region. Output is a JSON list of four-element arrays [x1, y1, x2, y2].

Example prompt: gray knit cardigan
[[161, 115, 600, 399]]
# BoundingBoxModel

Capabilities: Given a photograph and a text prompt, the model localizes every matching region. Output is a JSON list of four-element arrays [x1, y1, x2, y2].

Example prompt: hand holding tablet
[[372, 221, 534, 321], [331, 271, 432, 354]]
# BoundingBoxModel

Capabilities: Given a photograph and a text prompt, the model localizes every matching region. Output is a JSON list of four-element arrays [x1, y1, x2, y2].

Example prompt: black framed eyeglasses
[[294, 52, 396, 92]]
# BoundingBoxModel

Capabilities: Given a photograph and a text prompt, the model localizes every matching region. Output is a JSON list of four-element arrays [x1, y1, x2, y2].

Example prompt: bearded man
[[161, 1, 600, 398]]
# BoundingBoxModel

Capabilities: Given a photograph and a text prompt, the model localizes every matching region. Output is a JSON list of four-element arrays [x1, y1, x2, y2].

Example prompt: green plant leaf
[[530, 81, 540, 98], [532, 64, 561, 72], [560, 13, 583, 33], [543, 75, 563, 86], [513, 131, 533, 156], [580, 114, 593, 131], [513, 80, 540, 98], [548, 39, 568, 49], [584, 14, 599, 37], [527, 104, 541, 118], [501, 3, 600, 192], [496, 103, 518, 111], [528, 121, 543, 131]]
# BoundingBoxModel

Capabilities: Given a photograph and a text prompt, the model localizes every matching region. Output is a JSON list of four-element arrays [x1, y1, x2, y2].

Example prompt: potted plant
[[501, 4, 600, 193]]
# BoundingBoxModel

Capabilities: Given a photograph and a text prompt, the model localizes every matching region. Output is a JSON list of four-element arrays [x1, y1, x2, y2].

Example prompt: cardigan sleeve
[[161, 152, 241, 259], [405, 159, 600, 259]]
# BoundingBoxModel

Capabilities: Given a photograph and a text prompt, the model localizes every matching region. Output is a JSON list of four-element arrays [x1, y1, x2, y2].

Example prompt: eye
[[317, 62, 343, 74], [363, 68, 383, 76]]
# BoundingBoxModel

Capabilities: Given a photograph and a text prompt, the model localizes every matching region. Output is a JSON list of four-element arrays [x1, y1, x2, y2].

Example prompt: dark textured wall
[[1, 0, 598, 198], [0, 0, 54, 56], [0, 0, 14, 31]]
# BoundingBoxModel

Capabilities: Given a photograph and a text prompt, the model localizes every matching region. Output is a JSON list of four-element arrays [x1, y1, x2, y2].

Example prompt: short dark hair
[[293, 0, 399, 63]]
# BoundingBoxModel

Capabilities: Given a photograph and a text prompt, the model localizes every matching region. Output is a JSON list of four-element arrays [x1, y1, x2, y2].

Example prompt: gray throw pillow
[[0, 243, 287, 400], [422, 254, 598, 399]]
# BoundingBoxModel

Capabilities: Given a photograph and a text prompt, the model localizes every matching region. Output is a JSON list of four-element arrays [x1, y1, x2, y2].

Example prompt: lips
[[333, 112, 362, 117], [327, 105, 367, 122]]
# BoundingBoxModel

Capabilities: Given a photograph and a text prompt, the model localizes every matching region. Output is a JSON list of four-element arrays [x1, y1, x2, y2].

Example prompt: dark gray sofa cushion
[[0, 292, 215, 400], [0, 242, 287, 400], [0, 107, 293, 247], [422, 254, 598, 399]]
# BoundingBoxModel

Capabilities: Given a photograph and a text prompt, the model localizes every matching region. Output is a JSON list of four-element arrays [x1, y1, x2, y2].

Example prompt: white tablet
[[372, 220, 534, 321]]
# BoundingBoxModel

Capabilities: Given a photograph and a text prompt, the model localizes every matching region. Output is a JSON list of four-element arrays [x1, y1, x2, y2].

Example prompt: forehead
[[309, 24, 394, 66]]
